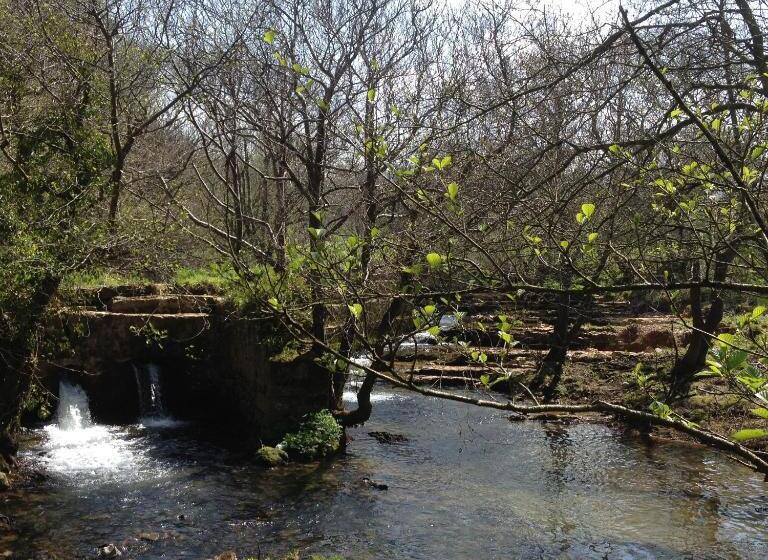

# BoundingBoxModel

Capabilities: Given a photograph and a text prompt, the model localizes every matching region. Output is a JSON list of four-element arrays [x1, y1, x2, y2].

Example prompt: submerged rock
[[137, 532, 161, 542], [368, 431, 409, 444], [255, 446, 288, 467], [96, 544, 121, 558]]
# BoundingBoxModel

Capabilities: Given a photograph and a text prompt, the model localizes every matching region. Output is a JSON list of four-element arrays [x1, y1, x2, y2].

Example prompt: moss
[[255, 446, 289, 468], [280, 411, 343, 461]]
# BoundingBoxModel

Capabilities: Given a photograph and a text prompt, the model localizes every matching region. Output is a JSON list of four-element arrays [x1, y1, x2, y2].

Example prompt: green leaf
[[559, 240, 569, 249], [307, 227, 325, 239], [608, 144, 620, 154], [423, 304, 436, 316], [581, 203, 595, 219], [750, 408, 768, 419], [446, 182, 459, 200], [711, 118, 721, 131], [426, 252, 443, 268], [731, 429, 768, 442], [499, 331, 512, 344], [587, 232, 598, 243], [348, 303, 363, 318], [479, 374, 490, 387], [717, 333, 737, 347], [751, 305, 766, 319], [649, 401, 672, 420], [670, 107, 683, 118], [367, 88, 376, 103], [263, 29, 276, 44], [267, 297, 280, 309], [427, 325, 441, 337], [750, 145, 765, 160], [432, 154, 452, 170]]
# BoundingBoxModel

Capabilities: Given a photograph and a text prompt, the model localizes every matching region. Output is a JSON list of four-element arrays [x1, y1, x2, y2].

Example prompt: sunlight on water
[[342, 390, 400, 403], [37, 381, 175, 482]]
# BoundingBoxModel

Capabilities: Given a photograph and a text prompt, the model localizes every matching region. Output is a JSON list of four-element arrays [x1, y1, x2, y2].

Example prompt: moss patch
[[255, 446, 289, 468]]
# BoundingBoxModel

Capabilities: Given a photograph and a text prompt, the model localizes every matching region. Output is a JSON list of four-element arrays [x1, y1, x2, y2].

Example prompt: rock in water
[[97, 544, 121, 558], [255, 446, 288, 468], [368, 431, 408, 444], [0, 473, 10, 491], [362, 477, 389, 490]]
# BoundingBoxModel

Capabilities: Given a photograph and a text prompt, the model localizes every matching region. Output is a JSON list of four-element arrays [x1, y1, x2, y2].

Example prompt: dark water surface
[[2, 388, 767, 559]]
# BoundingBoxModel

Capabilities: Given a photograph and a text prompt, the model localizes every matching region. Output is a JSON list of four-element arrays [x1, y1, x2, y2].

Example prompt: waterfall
[[43, 381, 130, 476], [133, 363, 183, 428], [56, 381, 92, 431], [133, 363, 166, 418]]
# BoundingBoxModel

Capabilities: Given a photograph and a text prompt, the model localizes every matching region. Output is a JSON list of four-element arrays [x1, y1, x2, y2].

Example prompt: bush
[[280, 410, 343, 461]]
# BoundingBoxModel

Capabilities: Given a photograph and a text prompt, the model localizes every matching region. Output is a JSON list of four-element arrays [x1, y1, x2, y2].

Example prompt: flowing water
[[2, 382, 767, 559]]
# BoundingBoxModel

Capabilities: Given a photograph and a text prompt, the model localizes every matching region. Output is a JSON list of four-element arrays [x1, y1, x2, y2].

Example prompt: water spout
[[56, 381, 92, 431], [133, 363, 166, 418], [133, 363, 184, 428]]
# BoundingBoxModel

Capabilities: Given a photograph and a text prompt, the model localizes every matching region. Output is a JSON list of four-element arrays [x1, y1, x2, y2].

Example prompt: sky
[[447, 0, 623, 20]]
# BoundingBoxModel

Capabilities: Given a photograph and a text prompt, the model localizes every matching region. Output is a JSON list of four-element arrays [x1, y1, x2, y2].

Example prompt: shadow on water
[[2, 385, 767, 559]]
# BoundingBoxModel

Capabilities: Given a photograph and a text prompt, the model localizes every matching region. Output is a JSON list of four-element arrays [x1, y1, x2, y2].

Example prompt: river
[[1, 384, 767, 559]]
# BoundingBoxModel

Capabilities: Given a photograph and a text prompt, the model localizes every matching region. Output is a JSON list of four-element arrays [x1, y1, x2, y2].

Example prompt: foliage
[[705, 306, 768, 442], [280, 410, 343, 461]]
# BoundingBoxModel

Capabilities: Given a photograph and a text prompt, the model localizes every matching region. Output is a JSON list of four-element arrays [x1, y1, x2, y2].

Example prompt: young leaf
[[750, 408, 768, 419], [367, 88, 376, 103], [348, 303, 363, 318], [587, 232, 598, 243], [731, 429, 768, 442], [581, 203, 595, 219], [423, 304, 436, 316], [446, 182, 459, 200], [307, 227, 325, 239], [426, 252, 443, 268], [263, 29, 276, 44]]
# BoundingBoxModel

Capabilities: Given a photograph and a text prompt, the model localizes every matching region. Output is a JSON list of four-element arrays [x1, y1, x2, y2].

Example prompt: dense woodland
[[2, 0, 768, 474]]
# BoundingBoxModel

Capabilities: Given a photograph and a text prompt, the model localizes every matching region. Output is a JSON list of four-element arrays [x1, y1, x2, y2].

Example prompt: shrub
[[280, 410, 343, 461]]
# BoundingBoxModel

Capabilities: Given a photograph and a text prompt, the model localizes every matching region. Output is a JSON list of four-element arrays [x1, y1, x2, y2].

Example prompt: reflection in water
[[3, 387, 768, 559]]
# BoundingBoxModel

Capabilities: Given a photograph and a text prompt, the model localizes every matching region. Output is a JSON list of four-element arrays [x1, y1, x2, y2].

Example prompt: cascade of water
[[56, 382, 92, 431], [133, 363, 166, 418]]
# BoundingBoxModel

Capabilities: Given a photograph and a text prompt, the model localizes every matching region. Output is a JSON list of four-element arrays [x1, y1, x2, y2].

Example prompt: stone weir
[[43, 285, 332, 444]]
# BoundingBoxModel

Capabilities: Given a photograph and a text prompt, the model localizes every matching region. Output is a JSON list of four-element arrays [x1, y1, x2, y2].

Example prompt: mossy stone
[[255, 446, 288, 468]]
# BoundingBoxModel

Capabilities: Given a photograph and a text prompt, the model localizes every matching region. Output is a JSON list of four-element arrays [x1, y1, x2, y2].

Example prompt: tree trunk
[[0, 274, 59, 465], [668, 254, 730, 399]]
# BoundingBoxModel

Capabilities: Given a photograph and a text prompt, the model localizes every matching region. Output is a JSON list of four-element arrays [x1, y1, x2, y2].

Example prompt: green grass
[[60, 269, 150, 289], [173, 263, 239, 290]]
